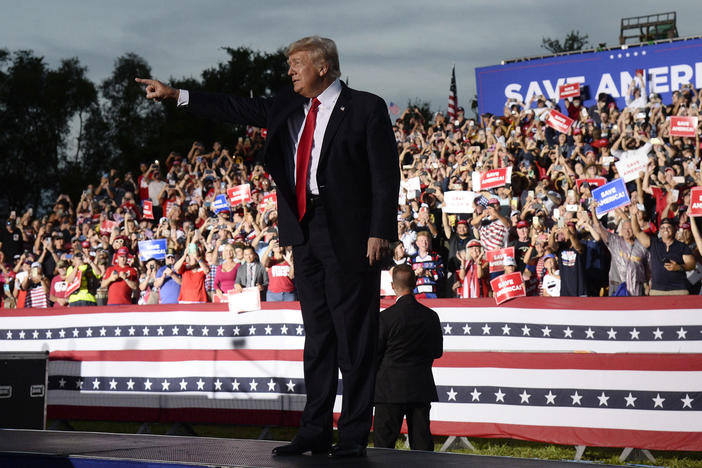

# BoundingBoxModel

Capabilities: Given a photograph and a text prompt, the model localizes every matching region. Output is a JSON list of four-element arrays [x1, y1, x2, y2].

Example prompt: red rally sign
[[575, 178, 607, 189], [100, 219, 118, 235], [260, 192, 278, 213], [690, 187, 702, 217], [559, 82, 581, 99], [472, 167, 512, 191], [490, 272, 526, 305], [65, 270, 82, 297], [227, 185, 252, 206], [546, 110, 575, 134], [486, 246, 515, 274], [142, 200, 154, 220], [669, 116, 698, 137]]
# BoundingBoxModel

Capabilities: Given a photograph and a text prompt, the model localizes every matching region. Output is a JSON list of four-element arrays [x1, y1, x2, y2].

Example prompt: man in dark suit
[[137, 36, 399, 458], [234, 246, 268, 298], [374, 263, 443, 451]]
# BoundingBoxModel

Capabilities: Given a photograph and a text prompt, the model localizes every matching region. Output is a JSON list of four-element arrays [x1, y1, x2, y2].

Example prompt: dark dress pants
[[374, 403, 433, 451], [292, 204, 380, 447]]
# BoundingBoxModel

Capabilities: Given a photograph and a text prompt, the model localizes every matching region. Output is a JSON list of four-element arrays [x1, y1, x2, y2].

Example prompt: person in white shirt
[[541, 253, 561, 297]]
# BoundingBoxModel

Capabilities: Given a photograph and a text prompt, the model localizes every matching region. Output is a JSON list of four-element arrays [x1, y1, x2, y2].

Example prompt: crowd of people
[[1, 83, 702, 308]]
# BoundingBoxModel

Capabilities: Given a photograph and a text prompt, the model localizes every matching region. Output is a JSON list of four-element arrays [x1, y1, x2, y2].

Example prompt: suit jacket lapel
[[318, 83, 351, 171], [267, 92, 306, 199]]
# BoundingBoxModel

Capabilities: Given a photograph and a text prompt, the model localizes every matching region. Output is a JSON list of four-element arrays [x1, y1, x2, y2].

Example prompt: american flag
[[388, 102, 401, 115], [1, 297, 701, 451], [447, 66, 457, 121]]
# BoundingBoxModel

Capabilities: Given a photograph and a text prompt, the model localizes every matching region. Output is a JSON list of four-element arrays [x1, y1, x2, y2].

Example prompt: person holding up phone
[[174, 241, 209, 304], [631, 209, 695, 296], [262, 239, 295, 302]]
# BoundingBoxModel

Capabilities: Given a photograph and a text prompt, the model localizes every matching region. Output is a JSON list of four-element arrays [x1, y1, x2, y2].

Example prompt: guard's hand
[[135, 78, 178, 102], [366, 237, 388, 266]]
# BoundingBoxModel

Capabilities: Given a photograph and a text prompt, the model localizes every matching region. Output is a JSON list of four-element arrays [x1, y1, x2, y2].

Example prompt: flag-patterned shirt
[[479, 219, 508, 252], [410, 252, 444, 295]]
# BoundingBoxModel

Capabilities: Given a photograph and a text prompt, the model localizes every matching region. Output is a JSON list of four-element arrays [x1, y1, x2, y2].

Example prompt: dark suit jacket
[[188, 82, 400, 271], [374, 294, 443, 403], [234, 262, 268, 288]]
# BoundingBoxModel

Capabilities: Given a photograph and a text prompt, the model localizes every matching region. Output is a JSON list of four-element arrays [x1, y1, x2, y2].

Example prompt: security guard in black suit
[[374, 264, 443, 451]]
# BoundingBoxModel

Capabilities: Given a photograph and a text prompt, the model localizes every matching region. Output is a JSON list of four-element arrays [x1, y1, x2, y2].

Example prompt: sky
[[3, 0, 702, 113]]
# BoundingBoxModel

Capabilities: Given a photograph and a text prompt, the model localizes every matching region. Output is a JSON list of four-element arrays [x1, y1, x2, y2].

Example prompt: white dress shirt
[[290, 79, 341, 195], [177, 79, 342, 196]]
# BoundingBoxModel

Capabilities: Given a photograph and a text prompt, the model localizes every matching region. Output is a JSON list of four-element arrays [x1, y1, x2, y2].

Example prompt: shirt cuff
[[177, 89, 189, 107]]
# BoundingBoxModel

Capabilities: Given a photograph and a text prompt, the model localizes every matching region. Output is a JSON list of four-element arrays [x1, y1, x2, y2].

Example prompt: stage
[[0, 430, 619, 468]]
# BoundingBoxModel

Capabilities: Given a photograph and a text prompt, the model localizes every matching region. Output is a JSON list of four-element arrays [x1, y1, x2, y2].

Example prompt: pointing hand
[[135, 78, 178, 102]]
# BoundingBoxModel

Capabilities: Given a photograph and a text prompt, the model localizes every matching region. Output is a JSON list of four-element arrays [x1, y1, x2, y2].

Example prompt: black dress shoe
[[328, 443, 367, 458], [272, 439, 330, 456]]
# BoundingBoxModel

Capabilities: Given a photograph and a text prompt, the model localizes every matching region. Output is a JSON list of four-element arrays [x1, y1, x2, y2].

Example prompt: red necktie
[[295, 98, 321, 221]]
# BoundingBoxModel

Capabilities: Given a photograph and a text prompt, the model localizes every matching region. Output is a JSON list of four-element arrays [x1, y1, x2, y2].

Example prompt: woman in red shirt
[[174, 244, 209, 303], [262, 239, 295, 301]]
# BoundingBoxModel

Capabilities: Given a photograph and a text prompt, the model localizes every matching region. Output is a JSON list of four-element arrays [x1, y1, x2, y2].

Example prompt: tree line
[[0, 46, 289, 214]]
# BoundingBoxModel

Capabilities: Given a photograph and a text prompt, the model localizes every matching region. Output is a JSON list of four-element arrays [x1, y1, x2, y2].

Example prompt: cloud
[[2, 0, 702, 113]]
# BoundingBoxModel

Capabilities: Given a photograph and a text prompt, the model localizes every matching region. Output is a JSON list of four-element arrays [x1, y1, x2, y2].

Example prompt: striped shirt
[[479, 219, 508, 252], [205, 264, 217, 293]]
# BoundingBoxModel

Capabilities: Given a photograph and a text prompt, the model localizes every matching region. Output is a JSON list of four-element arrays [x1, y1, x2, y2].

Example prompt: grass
[[49, 420, 702, 467]]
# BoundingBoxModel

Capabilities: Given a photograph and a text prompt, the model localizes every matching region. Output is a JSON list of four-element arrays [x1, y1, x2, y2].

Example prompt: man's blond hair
[[286, 36, 341, 80]]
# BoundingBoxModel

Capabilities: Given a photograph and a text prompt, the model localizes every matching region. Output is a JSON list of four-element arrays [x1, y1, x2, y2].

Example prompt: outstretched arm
[[135, 77, 273, 128]]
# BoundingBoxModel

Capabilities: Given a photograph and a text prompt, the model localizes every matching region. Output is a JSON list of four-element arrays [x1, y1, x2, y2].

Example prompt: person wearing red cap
[[471, 198, 510, 257], [175, 242, 209, 304], [511, 220, 532, 272], [101, 246, 138, 305]]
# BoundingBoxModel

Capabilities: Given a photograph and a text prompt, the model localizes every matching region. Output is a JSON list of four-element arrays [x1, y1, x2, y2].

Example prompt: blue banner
[[213, 194, 229, 214], [138, 239, 167, 261], [475, 37, 702, 116], [592, 178, 630, 217]]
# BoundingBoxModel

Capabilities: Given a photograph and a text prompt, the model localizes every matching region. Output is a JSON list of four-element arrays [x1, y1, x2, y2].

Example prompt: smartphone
[[188, 243, 197, 255], [528, 190, 535, 199], [558, 218, 565, 228]]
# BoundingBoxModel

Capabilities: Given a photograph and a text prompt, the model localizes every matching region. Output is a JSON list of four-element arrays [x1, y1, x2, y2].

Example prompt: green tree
[[178, 46, 289, 151], [90, 53, 165, 172], [0, 49, 96, 211], [0, 45, 292, 212], [541, 30, 589, 54]]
